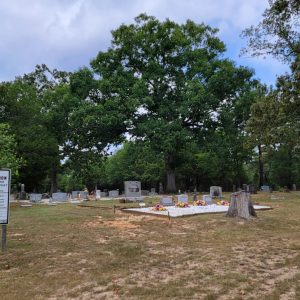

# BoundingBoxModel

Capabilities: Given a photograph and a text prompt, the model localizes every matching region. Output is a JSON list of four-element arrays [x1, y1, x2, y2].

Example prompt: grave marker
[[29, 193, 42, 203], [52, 192, 68, 202], [160, 197, 174, 206], [177, 194, 188, 203], [210, 186, 222, 198], [109, 190, 119, 198]]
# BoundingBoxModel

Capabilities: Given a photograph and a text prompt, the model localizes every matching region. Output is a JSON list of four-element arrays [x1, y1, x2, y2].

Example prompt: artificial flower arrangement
[[151, 203, 167, 211], [193, 200, 207, 206], [176, 201, 189, 208], [217, 200, 230, 206]]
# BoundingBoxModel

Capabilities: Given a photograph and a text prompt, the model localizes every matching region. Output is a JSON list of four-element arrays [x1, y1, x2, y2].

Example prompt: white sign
[[0, 170, 11, 224]]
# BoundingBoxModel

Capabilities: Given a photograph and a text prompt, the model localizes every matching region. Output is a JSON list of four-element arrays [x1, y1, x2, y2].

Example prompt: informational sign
[[0, 170, 11, 224]]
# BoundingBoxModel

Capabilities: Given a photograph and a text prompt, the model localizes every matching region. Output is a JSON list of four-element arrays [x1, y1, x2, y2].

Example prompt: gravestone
[[292, 184, 296, 191], [159, 182, 163, 194], [249, 185, 257, 194], [210, 186, 222, 198], [124, 181, 143, 201], [177, 194, 188, 203], [29, 193, 42, 203], [261, 185, 270, 192], [202, 195, 213, 205], [79, 191, 88, 199], [160, 196, 174, 206], [141, 190, 149, 196], [72, 191, 80, 199], [20, 183, 26, 200], [109, 190, 119, 198], [149, 188, 157, 196], [52, 192, 68, 202], [242, 184, 249, 192], [95, 190, 101, 200], [100, 192, 107, 197]]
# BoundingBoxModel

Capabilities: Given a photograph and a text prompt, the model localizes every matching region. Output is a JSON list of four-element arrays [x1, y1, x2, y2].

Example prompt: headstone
[[177, 194, 188, 203], [72, 191, 80, 199], [29, 193, 42, 203], [159, 182, 163, 194], [100, 192, 107, 197], [125, 181, 141, 197], [202, 195, 213, 205], [160, 196, 173, 206], [79, 191, 88, 199], [292, 184, 296, 191], [52, 192, 68, 202], [141, 190, 149, 196], [149, 188, 157, 196], [210, 186, 222, 198], [20, 183, 26, 200], [96, 190, 101, 200], [261, 185, 270, 192], [249, 185, 257, 194], [124, 181, 143, 201], [109, 190, 119, 198]]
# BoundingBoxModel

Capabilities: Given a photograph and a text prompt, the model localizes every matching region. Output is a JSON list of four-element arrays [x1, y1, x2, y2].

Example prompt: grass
[[0, 192, 300, 299]]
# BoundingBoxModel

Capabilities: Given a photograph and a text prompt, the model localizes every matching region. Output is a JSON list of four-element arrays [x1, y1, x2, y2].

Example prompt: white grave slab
[[125, 204, 272, 218]]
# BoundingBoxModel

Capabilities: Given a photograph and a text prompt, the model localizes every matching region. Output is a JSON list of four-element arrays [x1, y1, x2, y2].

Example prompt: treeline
[[1, 4, 300, 193]]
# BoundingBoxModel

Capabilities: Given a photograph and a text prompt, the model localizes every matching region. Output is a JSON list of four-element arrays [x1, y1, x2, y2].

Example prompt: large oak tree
[[91, 14, 255, 192]]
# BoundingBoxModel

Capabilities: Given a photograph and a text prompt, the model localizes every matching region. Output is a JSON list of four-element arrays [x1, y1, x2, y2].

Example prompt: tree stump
[[226, 191, 256, 219]]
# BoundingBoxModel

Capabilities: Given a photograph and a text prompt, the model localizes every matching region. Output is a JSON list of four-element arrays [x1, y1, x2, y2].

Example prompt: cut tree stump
[[226, 191, 256, 219]]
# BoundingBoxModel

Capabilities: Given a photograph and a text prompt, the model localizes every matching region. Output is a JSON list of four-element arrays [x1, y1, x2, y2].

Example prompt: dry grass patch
[[0, 193, 299, 299]]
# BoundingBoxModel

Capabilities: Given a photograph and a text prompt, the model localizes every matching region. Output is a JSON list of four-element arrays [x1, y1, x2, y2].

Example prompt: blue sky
[[0, 0, 289, 86]]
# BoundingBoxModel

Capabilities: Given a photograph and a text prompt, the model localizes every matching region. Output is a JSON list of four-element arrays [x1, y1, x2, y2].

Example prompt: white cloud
[[0, 0, 285, 85]]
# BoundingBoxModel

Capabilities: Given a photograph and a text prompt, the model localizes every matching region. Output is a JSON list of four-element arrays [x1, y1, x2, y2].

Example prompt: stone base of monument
[[123, 204, 271, 218], [125, 197, 145, 202]]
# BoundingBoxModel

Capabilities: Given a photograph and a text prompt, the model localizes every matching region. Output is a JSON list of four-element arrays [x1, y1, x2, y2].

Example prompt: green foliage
[[241, 0, 300, 63], [102, 142, 164, 189], [91, 14, 255, 191], [0, 123, 23, 176]]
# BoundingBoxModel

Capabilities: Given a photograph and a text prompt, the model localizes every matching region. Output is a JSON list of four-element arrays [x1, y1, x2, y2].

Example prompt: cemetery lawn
[[1, 193, 300, 299]]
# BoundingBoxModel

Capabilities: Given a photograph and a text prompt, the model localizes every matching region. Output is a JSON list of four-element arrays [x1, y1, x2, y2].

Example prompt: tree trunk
[[165, 154, 176, 193], [258, 145, 264, 187], [226, 191, 256, 219], [50, 166, 58, 196]]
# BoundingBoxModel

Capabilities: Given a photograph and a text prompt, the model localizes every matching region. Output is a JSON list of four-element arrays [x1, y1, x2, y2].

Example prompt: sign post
[[0, 169, 11, 252]]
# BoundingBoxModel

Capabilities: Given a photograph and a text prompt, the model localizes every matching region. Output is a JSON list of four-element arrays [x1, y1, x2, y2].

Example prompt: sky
[[0, 0, 289, 86]]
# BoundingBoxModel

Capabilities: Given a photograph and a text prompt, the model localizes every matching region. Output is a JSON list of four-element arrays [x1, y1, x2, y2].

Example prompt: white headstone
[[177, 194, 189, 203], [29, 193, 42, 202], [202, 195, 213, 205], [96, 190, 101, 200], [109, 190, 119, 198]]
